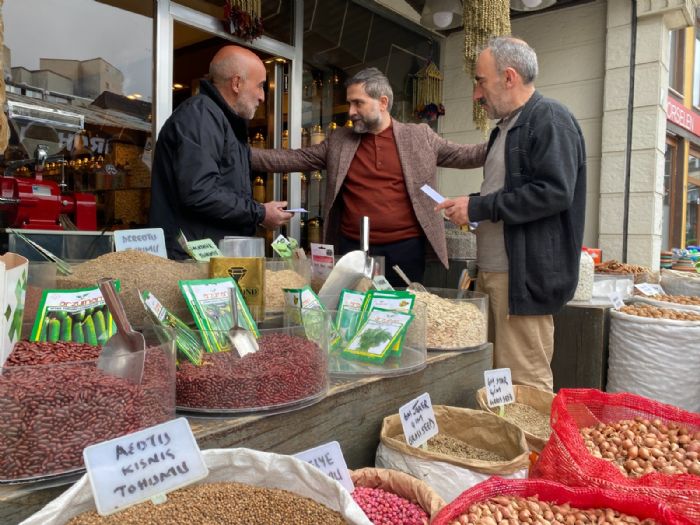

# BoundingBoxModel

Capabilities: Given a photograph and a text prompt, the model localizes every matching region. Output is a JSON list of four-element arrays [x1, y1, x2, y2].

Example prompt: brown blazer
[[250, 119, 487, 268]]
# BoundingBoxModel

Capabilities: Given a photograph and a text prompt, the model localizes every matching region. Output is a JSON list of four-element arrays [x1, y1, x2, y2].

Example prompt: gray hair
[[209, 54, 246, 85], [346, 67, 394, 111], [485, 36, 538, 84]]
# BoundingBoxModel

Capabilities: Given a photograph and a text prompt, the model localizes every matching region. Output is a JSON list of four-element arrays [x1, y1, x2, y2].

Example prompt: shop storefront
[[1, 0, 441, 250]]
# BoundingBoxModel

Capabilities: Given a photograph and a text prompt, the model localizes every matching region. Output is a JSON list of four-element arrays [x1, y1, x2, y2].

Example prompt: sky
[[3, 0, 153, 100]]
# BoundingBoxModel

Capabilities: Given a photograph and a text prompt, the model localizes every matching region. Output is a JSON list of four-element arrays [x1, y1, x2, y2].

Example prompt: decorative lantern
[[412, 61, 445, 122], [223, 0, 263, 42]]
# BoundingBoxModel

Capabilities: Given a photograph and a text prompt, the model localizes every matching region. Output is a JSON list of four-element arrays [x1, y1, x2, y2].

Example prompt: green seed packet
[[341, 308, 414, 364], [283, 285, 338, 347], [141, 290, 203, 366], [179, 277, 258, 353], [335, 289, 366, 344], [357, 290, 415, 353], [30, 283, 120, 346]]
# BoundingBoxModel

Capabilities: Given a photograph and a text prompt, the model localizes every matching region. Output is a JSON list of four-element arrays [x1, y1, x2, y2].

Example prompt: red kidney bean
[[0, 342, 174, 480], [176, 334, 327, 410]]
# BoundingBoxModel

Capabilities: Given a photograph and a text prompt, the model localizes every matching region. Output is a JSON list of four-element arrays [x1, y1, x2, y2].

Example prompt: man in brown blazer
[[251, 67, 486, 287]]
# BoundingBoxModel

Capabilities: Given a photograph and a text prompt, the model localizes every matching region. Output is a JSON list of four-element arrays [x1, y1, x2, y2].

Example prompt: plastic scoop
[[228, 288, 258, 358], [97, 278, 146, 384], [392, 264, 428, 293]]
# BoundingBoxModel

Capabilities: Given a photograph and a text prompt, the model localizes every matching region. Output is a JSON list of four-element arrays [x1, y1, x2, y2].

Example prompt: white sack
[[660, 269, 700, 297]]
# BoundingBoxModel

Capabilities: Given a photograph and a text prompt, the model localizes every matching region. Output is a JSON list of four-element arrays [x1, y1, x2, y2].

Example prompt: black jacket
[[149, 79, 265, 259], [468, 91, 586, 315]]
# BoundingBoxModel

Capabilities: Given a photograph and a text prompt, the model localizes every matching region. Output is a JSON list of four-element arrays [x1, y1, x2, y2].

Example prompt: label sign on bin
[[83, 417, 209, 516], [294, 441, 354, 493], [399, 392, 438, 448], [484, 368, 515, 408]]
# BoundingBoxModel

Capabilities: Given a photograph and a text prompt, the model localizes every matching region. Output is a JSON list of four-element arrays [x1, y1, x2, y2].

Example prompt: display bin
[[592, 273, 634, 300], [417, 288, 488, 351], [303, 301, 427, 378], [175, 326, 329, 414], [0, 326, 176, 484], [264, 258, 312, 318]]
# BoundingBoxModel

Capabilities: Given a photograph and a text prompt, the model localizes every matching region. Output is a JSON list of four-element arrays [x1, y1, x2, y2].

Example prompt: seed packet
[[208, 256, 265, 321], [283, 285, 335, 346], [335, 289, 366, 344], [30, 283, 120, 346], [141, 290, 203, 366], [357, 290, 415, 353], [342, 308, 414, 364], [179, 278, 258, 353]]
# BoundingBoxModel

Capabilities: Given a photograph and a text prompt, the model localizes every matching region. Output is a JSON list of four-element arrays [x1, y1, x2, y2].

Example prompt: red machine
[[0, 176, 96, 230]]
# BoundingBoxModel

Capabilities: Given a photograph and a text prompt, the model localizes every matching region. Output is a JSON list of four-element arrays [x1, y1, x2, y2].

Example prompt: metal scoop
[[392, 264, 428, 293], [228, 287, 258, 358], [97, 278, 146, 384]]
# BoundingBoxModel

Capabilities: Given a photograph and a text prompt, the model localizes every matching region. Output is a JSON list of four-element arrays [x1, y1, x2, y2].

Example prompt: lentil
[[449, 495, 659, 525], [177, 333, 327, 410], [352, 486, 428, 525], [265, 268, 308, 312], [500, 403, 551, 441], [57, 251, 207, 322], [0, 341, 174, 480], [66, 481, 347, 524], [398, 433, 507, 462], [410, 291, 486, 349], [580, 416, 700, 477]]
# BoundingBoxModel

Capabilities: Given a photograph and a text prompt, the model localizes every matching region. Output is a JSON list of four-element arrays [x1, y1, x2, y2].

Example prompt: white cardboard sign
[[635, 283, 664, 296], [399, 392, 439, 448], [294, 441, 354, 493], [114, 228, 167, 259], [83, 418, 208, 516], [484, 368, 515, 408]]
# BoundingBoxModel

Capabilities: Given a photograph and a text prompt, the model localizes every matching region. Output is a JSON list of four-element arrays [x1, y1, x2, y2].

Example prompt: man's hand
[[261, 200, 293, 229], [435, 196, 470, 226]]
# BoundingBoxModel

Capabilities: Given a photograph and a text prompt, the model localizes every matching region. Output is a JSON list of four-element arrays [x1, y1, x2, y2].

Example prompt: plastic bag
[[431, 477, 693, 525], [375, 406, 529, 502], [607, 309, 700, 412], [573, 250, 594, 301], [20, 448, 372, 525], [531, 388, 700, 522], [351, 467, 445, 522]]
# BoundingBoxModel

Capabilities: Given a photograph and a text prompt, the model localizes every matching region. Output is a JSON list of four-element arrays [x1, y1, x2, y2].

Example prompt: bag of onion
[[531, 388, 700, 522], [350, 467, 445, 524], [431, 477, 693, 525]]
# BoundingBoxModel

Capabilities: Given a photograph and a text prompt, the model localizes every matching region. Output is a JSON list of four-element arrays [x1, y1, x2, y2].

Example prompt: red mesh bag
[[431, 477, 693, 525], [531, 388, 700, 521]]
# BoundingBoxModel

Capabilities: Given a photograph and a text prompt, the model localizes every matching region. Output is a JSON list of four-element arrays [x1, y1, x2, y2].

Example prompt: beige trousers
[[477, 271, 555, 391]]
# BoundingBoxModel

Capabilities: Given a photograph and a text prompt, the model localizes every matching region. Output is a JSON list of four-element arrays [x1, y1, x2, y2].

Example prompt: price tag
[[399, 392, 439, 448], [114, 228, 167, 259], [484, 368, 515, 408], [372, 275, 394, 291], [83, 418, 208, 516], [609, 291, 625, 309], [185, 239, 222, 262], [294, 441, 353, 493], [634, 283, 664, 296]]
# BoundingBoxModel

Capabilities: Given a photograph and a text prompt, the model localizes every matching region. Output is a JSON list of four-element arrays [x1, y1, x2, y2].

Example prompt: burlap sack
[[351, 467, 446, 522], [475, 385, 554, 452]]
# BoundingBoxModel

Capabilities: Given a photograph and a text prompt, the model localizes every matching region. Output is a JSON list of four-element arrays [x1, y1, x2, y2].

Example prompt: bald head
[[209, 45, 267, 119]]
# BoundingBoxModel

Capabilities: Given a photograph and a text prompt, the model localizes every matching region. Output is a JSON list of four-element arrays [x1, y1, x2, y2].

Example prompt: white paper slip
[[294, 441, 353, 493], [284, 208, 308, 213], [484, 368, 515, 408], [420, 184, 445, 204], [399, 392, 438, 448]]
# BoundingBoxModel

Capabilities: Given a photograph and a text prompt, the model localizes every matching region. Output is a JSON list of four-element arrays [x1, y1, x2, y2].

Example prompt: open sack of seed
[[660, 269, 700, 297], [375, 406, 529, 503], [606, 305, 700, 412], [350, 467, 446, 524], [431, 477, 693, 525], [531, 388, 700, 523], [21, 448, 372, 525], [476, 385, 554, 452]]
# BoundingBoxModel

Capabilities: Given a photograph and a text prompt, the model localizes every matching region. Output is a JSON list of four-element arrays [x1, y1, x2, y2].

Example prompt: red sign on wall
[[667, 96, 700, 136]]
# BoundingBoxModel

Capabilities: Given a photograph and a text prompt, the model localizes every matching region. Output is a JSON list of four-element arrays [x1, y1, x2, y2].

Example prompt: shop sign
[[295, 441, 353, 493], [83, 418, 208, 516], [667, 96, 700, 136], [114, 228, 167, 258]]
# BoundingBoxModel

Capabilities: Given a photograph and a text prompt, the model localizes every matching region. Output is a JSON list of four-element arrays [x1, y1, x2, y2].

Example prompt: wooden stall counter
[[0, 345, 492, 524]]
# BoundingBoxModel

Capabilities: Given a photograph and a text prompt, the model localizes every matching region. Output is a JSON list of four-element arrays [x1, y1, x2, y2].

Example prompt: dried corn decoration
[[463, 0, 511, 133], [0, 0, 9, 154], [224, 0, 263, 42], [412, 61, 445, 121]]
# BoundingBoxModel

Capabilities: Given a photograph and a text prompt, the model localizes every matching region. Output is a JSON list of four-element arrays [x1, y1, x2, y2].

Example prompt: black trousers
[[338, 235, 426, 288]]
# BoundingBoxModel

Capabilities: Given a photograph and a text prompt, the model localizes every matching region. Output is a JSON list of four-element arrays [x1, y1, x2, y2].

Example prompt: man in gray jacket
[[251, 67, 487, 287], [150, 45, 292, 259], [437, 37, 586, 390]]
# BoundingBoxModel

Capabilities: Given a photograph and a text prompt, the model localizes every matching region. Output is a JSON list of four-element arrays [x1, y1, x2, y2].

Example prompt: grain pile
[[66, 482, 347, 524], [398, 433, 507, 462], [265, 268, 308, 313], [57, 251, 207, 322], [501, 403, 551, 441], [410, 291, 486, 349]]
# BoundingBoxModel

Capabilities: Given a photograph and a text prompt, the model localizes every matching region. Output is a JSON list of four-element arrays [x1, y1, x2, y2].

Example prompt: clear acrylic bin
[[176, 325, 329, 414], [418, 288, 489, 351], [265, 258, 312, 318], [0, 326, 176, 483]]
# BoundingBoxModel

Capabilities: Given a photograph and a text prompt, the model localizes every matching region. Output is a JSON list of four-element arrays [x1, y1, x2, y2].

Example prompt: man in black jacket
[[150, 45, 292, 259], [437, 37, 586, 391]]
